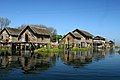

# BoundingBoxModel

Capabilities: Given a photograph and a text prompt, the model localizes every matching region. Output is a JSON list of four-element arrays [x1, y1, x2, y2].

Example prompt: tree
[[0, 17, 11, 30], [47, 27, 57, 35], [52, 35, 62, 42]]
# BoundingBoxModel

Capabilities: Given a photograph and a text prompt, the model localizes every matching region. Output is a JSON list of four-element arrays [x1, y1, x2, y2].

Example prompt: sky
[[0, 0, 120, 44]]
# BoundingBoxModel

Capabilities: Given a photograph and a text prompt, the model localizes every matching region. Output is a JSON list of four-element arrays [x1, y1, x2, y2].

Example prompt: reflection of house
[[0, 56, 16, 68], [60, 29, 93, 48], [62, 51, 93, 67], [62, 50, 109, 67], [0, 27, 21, 42], [18, 26, 50, 43], [93, 36, 106, 48], [20, 52, 55, 73]]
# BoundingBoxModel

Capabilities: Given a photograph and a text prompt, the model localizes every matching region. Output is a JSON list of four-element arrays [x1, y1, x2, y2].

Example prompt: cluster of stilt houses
[[0, 25, 115, 50], [60, 29, 115, 49]]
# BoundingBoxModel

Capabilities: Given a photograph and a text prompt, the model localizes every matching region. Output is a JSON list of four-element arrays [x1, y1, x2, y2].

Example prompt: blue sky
[[0, 0, 120, 43]]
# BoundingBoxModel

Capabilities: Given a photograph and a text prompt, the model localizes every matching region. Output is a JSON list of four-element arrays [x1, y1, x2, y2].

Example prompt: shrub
[[34, 47, 62, 54], [71, 47, 90, 51]]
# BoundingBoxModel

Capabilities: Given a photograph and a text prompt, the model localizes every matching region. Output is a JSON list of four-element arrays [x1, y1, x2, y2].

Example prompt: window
[[1, 36, 3, 39], [86, 38, 89, 40], [42, 37, 44, 40], [67, 37, 69, 41], [78, 38, 81, 40]]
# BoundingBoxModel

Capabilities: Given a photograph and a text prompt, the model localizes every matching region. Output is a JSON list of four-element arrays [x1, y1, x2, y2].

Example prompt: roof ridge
[[73, 28, 93, 37]]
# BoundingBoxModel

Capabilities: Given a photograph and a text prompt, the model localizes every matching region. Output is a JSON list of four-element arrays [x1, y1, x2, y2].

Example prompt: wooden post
[[25, 43, 26, 52]]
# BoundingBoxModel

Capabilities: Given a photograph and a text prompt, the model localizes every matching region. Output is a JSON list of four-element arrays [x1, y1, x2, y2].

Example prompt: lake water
[[0, 49, 120, 80]]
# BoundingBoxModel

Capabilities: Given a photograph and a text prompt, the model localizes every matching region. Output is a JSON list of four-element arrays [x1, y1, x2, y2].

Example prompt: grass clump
[[35, 47, 62, 54], [0, 46, 11, 52], [71, 47, 90, 51]]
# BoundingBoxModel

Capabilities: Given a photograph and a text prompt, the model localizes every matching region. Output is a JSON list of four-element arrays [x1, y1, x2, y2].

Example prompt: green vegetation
[[118, 50, 120, 53], [71, 47, 91, 51], [35, 46, 91, 54], [0, 46, 11, 52], [52, 35, 62, 42], [35, 47, 62, 54], [35, 43, 91, 54]]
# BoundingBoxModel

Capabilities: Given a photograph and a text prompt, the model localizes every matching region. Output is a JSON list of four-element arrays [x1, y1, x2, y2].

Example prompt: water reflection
[[60, 49, 113, 68], [0, 51, 57, 74], [61, 50, 93, 68], [0, 49, 115, 73]]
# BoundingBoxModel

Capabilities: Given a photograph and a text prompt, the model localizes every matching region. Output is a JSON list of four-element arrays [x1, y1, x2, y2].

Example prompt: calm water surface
[[0, 49, 120, 80]]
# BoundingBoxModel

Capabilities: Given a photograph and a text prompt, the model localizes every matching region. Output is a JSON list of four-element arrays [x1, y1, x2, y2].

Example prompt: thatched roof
[[18, 25, 50, 38], [30, 26, 50, 35], [62, 28, 93, 40], [71, 32, 83, 39], [0, 27, 21, 36], [73, 29, 93, 38], [6, 27, 21, 36], [62, 32, 82, 40], [93, 36, 105, 40]]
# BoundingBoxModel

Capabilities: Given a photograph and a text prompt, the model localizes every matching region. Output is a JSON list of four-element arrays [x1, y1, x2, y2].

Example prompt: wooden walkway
[[0, 42, 48, 44], [0, 42, 48, 51]]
